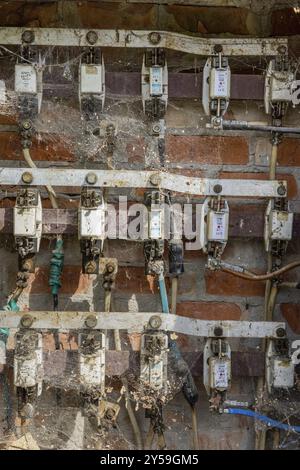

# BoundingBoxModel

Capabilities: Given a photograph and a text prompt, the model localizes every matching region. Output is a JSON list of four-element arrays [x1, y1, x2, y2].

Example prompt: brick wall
[[0, 0, 300, 451]]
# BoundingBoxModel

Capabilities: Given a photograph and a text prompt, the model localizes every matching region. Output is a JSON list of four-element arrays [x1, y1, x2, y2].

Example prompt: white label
[[80, 64, 103, 94], [210, 68, 230, 98], [150, 67, 163, 96], [212, 213, 226, 240], [149, 209, 162, 239], [15, 65, 37, 94], [214, 362, 228, 388]]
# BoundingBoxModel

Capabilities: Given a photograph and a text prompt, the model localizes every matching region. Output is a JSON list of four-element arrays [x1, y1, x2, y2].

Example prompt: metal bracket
[[0, 311, 286, 339], [0, 168, 287, 198], [0, 28, 288, 57]]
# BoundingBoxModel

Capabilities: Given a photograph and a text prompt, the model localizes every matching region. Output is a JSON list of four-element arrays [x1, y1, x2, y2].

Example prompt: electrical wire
[[221, 260, 300, 281], [224, 408, 300, 433]]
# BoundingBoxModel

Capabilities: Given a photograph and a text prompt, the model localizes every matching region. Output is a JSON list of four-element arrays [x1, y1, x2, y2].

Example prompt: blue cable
[[158, 273, 169, 314], [225, 408, 300, 433]]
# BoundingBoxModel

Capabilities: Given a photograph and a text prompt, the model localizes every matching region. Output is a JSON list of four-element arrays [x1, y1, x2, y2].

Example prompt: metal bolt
[[149, 315, 162, 329], [106, 264, 115, 274], [152, 123, 161, 134], [22, 120, 32, 131], [214, 326, 223, 337], [21, 172, 33, 184], [276, 327, 286, 338], [105, 408, 116, 420], [148, 32, 161, 45], [85, 260, 97, 274], [86, 172, 97, 185], [22, 30, 35, 44], [149, 173, 161, 186], [277, 184, 286, 196], [214, 44, 223, 53], [85, 315, 97, 329], [21, 314, 34, 328], [86, 30, 98, 45], [213, 184, 223, 194], [277, 45, 287, 55]]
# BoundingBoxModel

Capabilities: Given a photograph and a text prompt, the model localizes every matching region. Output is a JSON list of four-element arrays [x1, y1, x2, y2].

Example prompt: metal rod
[[223, 120, 300, 135]]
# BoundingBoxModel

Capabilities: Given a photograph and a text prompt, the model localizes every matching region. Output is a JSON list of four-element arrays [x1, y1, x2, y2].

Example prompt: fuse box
[[266, 339, 294, 393]]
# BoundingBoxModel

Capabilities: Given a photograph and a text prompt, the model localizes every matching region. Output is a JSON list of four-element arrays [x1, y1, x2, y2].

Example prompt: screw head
[[22, 30, 35, 44], [152, 123, 161, 134], [277, 184, 286, 196], [214, 44, 223, 53], [21, 172, 33, 184], [21, 314, 33, 328], [149, 315, 162, 329], [22, 120, 32, 131], [213, 184, 223, 194], [276, 327, 286, 338], [214, 326, 223, 337], [86, 172, 97, 185], [86, 30, 98, 45], [85, 315, 97, 329], [149, 173, 161, 186], [148, 32, 161, 45]]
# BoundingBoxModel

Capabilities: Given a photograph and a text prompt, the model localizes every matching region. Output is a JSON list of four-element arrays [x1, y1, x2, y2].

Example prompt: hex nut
[[22, 30, 35, 44], [149, 173, 161, 186], [277, 185, 286, 196], [21, 314, 34, 328], [85, 315, 97, 329], [22, 171, 33, 184], [213, 184, 223, 194], [276, 327, 286, 338], [214, 326, 223, 337], [149, 315, 162, 329], [86, 172, 97, 185], [148, 32, 161, 45], [86, 31, 98, 45]]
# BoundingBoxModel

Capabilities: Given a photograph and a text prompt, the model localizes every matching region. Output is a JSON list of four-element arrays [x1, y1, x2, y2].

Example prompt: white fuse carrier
[[264, 200, 293, 252], [209, 357, 231, 391], [209, 67, 230, 99], [15, 63, 43, 114], [200, 197, 229, 256], [79, 190, 106, 240], [79, 332, 106, 394], [202, 55, 231, 121], [13, 189, 42, 254]]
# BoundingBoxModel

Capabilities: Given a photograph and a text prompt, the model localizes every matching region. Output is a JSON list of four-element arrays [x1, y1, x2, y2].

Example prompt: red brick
[[177, 301, 241, 320], [126, 137, 146, 164], [219, 171, 298, 199], [115, 267, 157, 293], [280, 304, 300, 334], [278, 139, 300, 167], [166, 135, 248, 165], [0, 132, 75, 162], [43, 332, 78, 351], [205, 270, 265, 297], [28, 266, 92, 295]]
